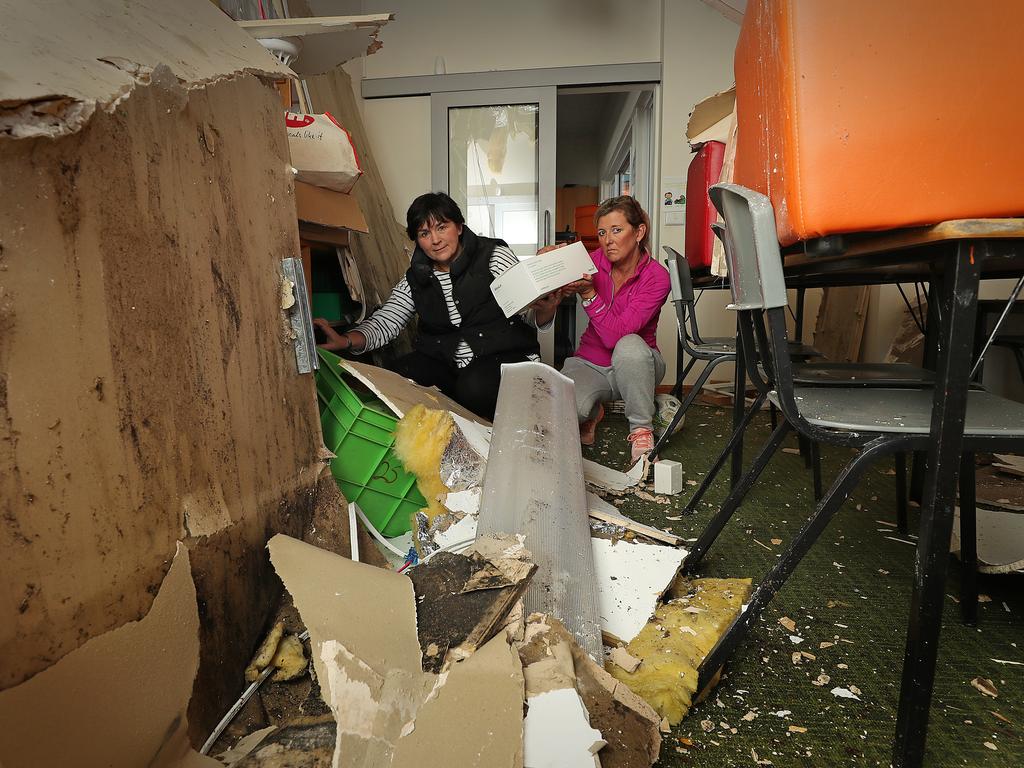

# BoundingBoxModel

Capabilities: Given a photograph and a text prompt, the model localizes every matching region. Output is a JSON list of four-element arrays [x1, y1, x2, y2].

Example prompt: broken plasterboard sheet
[[593, 538, 687, 645], [444, 487, 483, 516], [519, 615, 661, 768], [269, 535, 526, 768], [953, 506, 1024, 574], [0, 0, 291, 139], [267, 534, 423, 701], [239, 13, 393, 76], [686, 86, 736, 147], [583, 458, 640, 492], [523, 688, 605, 768], [338, 359, 488, 425], [391, 634, 525, 768], [0, 543, 220, 768], [407, 549, 536, 674]]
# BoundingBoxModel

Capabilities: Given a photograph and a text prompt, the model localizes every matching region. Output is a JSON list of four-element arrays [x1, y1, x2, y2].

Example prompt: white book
[[489, 241, 597, 318]]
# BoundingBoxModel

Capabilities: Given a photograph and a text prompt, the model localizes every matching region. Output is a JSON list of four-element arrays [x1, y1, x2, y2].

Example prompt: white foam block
[[653, 460, 683, 495]]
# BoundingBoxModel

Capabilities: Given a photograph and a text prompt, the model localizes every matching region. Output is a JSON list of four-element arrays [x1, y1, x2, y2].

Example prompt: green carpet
[[585, 404, 1024, 767]]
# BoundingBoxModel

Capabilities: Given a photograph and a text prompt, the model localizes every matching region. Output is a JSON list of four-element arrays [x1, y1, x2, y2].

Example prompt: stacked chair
[[683, 184, 1024, 698]]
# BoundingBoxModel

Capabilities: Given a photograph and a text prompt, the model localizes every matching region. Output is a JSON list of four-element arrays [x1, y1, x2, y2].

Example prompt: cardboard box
[[489, 241, 596, 318], [686, 87, 735, 149], [294, 180, 369, 234]]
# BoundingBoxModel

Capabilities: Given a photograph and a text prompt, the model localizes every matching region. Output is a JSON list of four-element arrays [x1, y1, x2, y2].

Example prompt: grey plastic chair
[[652, 246, 817, 459], [683, 183, 1024, 697], [678, 221, 936, 522]]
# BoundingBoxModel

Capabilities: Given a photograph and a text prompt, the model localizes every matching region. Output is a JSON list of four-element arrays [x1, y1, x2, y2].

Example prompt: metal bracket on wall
[[281, 257, 319, 374]]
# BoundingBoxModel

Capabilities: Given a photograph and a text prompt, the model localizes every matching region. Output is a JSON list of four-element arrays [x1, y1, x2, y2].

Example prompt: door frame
[[430, 87, 558, 251]]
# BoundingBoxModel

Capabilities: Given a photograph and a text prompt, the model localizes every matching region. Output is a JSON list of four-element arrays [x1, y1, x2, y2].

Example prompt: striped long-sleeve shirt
[[352, 244, 548, 367]]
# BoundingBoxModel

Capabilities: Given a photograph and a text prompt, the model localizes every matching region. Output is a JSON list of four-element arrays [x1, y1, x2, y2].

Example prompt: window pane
[[448, 104, 539, 255]]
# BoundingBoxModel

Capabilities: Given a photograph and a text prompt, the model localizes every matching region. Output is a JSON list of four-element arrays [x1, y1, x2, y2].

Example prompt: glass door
[[431, 88, 557, 258]]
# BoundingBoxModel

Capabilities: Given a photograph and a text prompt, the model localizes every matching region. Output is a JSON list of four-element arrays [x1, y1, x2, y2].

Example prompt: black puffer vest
[[406, 227, 540, 365]]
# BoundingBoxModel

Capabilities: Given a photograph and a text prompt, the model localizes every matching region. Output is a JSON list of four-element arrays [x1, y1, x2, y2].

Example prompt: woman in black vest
[[314, 192, 560, 420]]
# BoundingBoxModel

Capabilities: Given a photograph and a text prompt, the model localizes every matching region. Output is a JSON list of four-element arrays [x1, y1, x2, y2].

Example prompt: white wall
[[329, 0, 747, 386], [354, 0, 661, 78], [653, 0, 742, 385]]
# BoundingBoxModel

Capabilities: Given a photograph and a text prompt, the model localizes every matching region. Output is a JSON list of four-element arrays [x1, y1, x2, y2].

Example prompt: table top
[[690, 218, 1024, 290]]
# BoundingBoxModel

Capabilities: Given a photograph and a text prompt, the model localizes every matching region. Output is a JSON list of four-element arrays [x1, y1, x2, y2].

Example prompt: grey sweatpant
[[560, 334, 666, 431]]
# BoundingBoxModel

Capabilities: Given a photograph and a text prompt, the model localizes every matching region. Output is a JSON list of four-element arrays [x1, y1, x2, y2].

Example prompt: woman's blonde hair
[[594, 195, 651, 253]]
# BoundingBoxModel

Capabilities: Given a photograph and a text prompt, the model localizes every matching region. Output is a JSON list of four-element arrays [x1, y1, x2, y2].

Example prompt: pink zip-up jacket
[[574, 247, 671, 367]]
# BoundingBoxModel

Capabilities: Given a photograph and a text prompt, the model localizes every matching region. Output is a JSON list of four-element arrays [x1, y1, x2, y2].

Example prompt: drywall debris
[[408, 546, 536, 674], [593, 537, 687, 645], [0, 543, 219, 767], [971, 677, 999, 698], [524, 688, 605, 768], [216, 726, 276, 766], [268, 535, 526, 768], [609, 647, 643, 674], [831, 687, 861, 701], [519, 615, 661, 768], [608, 578, 751, 725]]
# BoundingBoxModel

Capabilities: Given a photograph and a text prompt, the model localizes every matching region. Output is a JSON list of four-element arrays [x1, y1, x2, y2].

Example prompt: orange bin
[[734, 0, 1024, 246]]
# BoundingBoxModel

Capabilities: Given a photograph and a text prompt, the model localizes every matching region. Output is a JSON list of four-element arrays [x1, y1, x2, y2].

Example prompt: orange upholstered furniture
[[734, 0, 1024, 246]]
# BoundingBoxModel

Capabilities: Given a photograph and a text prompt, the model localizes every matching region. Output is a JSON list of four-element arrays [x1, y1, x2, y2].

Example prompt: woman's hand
[[313, 318, 350, 351], [563, 274, 596, 301], [530, 289, 563, 326]]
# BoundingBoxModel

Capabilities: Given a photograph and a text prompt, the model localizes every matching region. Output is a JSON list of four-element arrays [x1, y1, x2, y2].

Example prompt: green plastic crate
[[316, 349, 424, 537], [311, 292, 343, 321]]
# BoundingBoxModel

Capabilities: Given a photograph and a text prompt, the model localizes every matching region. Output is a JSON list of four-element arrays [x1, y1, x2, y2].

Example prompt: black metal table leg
[[893, 241, 980, 768], [795, 286, 806, 343], [911, 274, 944, 504], [958, 451, 978, 626], [895, 453, 909, 534], [730, 323, 747, 488]]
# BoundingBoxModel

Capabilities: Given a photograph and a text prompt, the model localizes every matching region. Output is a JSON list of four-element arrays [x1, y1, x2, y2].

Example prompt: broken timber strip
[[477, 362, 604, 660], [588, 501, 682, 547], [408, 550, 536, 674]]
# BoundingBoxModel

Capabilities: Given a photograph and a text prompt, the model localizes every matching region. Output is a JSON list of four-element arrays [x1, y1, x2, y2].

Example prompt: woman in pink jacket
[[558, 196, 670, 466]]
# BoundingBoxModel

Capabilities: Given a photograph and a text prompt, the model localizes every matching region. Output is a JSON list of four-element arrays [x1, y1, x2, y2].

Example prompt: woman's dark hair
[[594, 195, 651, 253], [405, 192, 465, 241]]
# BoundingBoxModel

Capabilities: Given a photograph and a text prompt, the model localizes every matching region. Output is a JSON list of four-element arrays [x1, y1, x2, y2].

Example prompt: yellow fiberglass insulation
[[608, 577, 752, 726], [393, 404, 455, 528]]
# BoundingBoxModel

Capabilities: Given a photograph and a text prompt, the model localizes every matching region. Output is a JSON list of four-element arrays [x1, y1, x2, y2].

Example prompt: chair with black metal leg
[[651, 246, 818, 461], [686, 184, 1024, 704], [680, 223, 937, 528]]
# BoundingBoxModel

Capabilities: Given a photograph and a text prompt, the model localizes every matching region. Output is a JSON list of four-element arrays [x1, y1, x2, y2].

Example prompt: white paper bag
[[285, 112, 363, 193]]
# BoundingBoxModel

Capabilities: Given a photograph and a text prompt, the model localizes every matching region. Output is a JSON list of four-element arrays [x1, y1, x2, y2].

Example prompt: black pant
[[387, 349, 532, 421]]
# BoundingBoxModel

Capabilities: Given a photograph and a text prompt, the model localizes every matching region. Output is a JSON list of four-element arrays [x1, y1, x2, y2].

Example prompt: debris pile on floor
[[0, 359, 754, 767]]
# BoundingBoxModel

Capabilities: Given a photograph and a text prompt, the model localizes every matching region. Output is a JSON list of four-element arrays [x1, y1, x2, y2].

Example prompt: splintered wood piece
[[408, 551, 535, 674]]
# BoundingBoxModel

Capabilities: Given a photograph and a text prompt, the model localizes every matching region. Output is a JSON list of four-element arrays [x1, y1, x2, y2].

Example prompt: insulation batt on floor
[[608, 577, 752, 726]]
